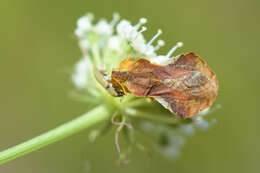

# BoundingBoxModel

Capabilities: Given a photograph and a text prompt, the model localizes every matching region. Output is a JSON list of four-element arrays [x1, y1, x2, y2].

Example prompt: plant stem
[[91, 43, 102, 68], [0, 105, 111, 165]]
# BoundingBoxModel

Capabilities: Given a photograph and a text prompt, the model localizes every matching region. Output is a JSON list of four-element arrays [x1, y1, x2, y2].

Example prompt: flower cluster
[[71, 13, 218, 160], [72, 13, 183, 90]]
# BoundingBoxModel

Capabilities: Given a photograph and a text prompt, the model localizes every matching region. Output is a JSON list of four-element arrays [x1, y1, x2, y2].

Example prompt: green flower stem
[[0, 105, 111, 165], [91, 43, 102, 68]]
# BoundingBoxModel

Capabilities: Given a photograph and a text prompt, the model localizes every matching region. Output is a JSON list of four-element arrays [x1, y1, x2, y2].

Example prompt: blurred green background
[[0, 0, 259, 172]]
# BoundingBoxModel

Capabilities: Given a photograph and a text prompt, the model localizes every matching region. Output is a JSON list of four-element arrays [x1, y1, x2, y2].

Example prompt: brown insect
[[111, 52, 218, 118]]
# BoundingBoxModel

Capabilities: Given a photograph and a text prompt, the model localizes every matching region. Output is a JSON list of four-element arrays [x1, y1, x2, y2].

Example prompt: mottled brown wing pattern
[[154, 53, 218, 118], [111, 52, 218, 118]]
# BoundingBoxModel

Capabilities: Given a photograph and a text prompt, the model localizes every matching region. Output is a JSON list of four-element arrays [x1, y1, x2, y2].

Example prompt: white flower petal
[[77, 16, 92, 31], [144, 45, 156, 57], [108, 36, 121, 50], [131, 34, 146, 52], [95, 19, 113, 35], [179, 124, 195, 136], [72, 58, 90, 89], [117, 20, 138, 40], [74, 28, 85, 38], [194, 119, 210, 130], [151, 55, 171, 65]]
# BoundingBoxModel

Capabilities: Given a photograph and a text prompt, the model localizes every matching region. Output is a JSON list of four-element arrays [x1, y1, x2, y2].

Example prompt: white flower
[[117, 20, 137, 40], [132, 29, 164, 58], [160, 135, 185, 158], [77, 16, 92, 31], [144, 45, 156, 57], [193, 117, 210, 130], [165, 42, 183, 59], [147, 29, 162, 46], [110, 12, 120, 27], [131, 34, 146, 53], [108, 36, 121, 50], [117, 18, 147, 41], [134, 18, 147, 30], [75, 14, 93, 39], [179, 124, 195, 136], [73, 13, 184, 87], [74, 28, 85, 38], [151, 55, 171, 65], [95, 19, 113, 35], [150, 42, 183, 65], [71, 58, 89, 89]]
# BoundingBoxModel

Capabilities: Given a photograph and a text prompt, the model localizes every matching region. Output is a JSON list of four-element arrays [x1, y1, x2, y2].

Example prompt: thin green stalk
[[0, 105, 111, 165], [91, 43, 102, 68]]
